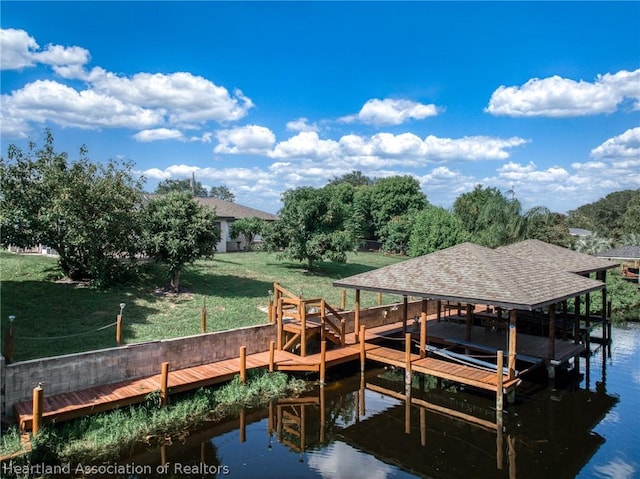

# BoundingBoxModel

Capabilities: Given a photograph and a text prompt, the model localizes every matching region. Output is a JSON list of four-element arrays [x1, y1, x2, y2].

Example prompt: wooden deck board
[[14, 318, 538, 431]]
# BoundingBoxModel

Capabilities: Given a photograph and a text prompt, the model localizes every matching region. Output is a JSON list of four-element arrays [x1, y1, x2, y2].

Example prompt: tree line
[[2, 132, 637, 288]]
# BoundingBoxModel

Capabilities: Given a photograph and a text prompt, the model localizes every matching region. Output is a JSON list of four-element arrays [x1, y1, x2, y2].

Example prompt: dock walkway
[[14, 318, 562, 431]]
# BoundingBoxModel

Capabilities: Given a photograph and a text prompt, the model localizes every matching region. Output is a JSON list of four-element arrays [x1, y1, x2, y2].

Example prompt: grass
[[0, 370, 309, 463], [0, 250, 404, 361]]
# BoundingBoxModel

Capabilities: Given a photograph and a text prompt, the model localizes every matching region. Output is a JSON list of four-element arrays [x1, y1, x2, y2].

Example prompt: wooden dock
[[14, 318, 569, 432]]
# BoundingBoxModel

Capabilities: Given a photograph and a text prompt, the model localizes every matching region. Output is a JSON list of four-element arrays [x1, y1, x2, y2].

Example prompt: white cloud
[[0, 28, 90, 71], [1, 28, 253, 140], [341, 98, 440, 126], [286, 117, 319, 132], [591, 127, 640, 159], [133, 128, 186, 142], [214, 125, 276, 154], [85, 68, 253, 125], [3, 79, 163, 130], [270, 131, 341, 159], [486, 69, 640, 117], [497, 161, 570, 182]]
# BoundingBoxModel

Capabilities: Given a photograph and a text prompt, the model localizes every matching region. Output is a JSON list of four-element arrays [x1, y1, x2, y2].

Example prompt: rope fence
[[14, 322, 118, 340]]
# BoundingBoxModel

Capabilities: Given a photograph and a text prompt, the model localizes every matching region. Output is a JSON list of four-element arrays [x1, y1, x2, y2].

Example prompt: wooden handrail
[[321, 300, 346, 345]]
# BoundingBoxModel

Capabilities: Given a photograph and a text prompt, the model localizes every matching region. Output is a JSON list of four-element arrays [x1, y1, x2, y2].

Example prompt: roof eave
[[332, 281, 606, 312]]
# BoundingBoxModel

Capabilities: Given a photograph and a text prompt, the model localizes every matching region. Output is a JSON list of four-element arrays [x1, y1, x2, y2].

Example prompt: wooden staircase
[[273, 283, 346, 357]]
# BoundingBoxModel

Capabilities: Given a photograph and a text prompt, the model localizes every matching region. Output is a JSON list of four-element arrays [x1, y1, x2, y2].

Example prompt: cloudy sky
[[1, 2, 639, 214]]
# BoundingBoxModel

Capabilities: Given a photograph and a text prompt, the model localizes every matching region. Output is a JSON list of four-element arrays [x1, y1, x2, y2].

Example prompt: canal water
[[119, 323, 640, 479]]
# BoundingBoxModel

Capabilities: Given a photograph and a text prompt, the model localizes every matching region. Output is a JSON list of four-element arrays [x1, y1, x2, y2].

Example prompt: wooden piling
[[496, 350, 504, 413], [200, 301, 207, 333], [359, 325, 366, 372], [402, 296, 408, 335], [239, 346, 247, 384], [341, 289, 346, 310], [562, 300, 568, 341], [508, 310, 517, 380], [354, 290, 361, 342], [268, 299, 274, 323], [276, 298, 283, 350], [320, 340, 326, 385], [548, 305, 556, 359], [160, 362, 170, 406], [405, 332, 412, 386], [116, 314, 122, 346], [420, 299, 427, 359], [377, 292, 383, 305], [465, 304, 473, 341], [32, 385, 43, 435], [420, 407, 427, 447], [269, 340, 275, 373], [574, 295, 581, 344], [239, 408, 246, 443], [300, 302, 307, 357], [405, 395, 411, 435], [320, 386, 326, 444]]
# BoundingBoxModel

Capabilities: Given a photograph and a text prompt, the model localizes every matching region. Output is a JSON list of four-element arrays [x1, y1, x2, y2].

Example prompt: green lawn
[[0, 250, 404, 361]]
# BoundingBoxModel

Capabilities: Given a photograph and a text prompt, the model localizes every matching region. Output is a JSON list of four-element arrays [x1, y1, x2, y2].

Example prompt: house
[[569, 227, 593, 237], [195, 197, 278, 252], [596, 245, 640, 282]]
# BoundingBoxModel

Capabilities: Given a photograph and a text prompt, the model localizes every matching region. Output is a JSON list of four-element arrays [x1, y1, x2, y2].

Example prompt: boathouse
[[333, 241, 616, 385]]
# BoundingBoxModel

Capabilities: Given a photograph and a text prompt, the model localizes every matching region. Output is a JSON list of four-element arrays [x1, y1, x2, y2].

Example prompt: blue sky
[[1, 2, 639, 214]]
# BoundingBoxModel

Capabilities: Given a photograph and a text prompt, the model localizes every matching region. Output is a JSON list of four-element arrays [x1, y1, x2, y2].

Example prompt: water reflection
[[112, 325, 640, 479]]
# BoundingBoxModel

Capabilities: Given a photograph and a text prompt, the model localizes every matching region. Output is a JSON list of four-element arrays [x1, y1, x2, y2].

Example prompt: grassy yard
[[0, 250, 404, 361]]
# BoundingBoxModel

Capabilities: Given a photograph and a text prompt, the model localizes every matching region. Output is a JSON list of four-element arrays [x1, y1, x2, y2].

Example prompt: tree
[[230, 216, 266, 251], [369, 176, 428, 239], [141, 192, 220, 292], [377, 212, 417, 255], [453, 185, 524, 247], [155, 178, 208, 197], [522, 209, 572, 247], [327, 170, 374, 187], [621, 194, 640, 237], [567, 189, 640, 239], [209, 185, 235, 202], [407, 206, 471, 256], [263, 186, 359, 271], [0, 130, 144, 286]]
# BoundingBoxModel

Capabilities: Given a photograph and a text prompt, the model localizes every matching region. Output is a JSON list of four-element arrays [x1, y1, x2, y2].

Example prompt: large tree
[[453, 185, 524, 247], [263, 186, 359, 270], [408, 206, 472, 256], [369, 175, 428, 239], [567, 189, 640, 239], [155, 178, 208, 197], [327, 170, 374, 187], [0, 130, 143, 286], [141, 192, 220, 292], [230, 216, 266, 251], [209, 185, 235, 202]]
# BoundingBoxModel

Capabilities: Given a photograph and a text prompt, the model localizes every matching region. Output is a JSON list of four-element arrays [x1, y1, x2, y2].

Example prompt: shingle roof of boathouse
[[596, 245, 640, 261], [497, 239, 617, 275], [333, 241, 605, 311]]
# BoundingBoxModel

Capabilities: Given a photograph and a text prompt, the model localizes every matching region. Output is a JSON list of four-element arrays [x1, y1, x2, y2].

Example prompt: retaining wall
[[1, 300, 439, 416], [1, 323, 275, 415]]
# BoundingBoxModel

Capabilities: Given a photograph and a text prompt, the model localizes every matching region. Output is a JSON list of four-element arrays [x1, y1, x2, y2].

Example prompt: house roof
[[195, 197, 278, 221], [569, 228, 593, 237], [596, 245, 640, 261], [333, 242, 605, 311], [496, 239, 617, 275]]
